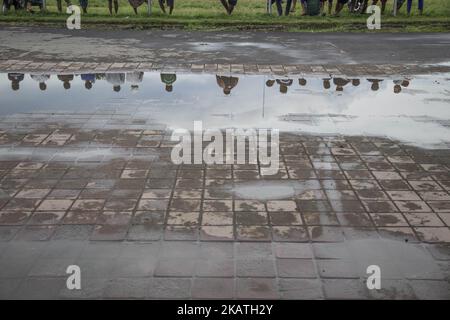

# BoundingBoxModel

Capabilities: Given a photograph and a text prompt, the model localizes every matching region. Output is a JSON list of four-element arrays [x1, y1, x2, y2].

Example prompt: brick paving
[[0, 63, 449, 299]]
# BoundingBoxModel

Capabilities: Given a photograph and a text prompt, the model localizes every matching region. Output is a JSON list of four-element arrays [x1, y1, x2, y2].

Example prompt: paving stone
[[277, 258, 317, 278], [236, 278, 278, 299], [192, 278, 234, 299]]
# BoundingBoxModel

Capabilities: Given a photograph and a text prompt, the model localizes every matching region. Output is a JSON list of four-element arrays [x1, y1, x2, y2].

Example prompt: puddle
[[1, 72, 450, 149], [230, 180, 321, 200]]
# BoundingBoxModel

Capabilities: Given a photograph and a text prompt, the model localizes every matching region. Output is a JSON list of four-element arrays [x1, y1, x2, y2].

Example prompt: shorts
[[228, 0, 237, 6]]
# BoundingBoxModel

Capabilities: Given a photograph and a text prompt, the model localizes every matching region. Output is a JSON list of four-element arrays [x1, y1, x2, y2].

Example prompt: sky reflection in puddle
[[1, 72, 450, 149]]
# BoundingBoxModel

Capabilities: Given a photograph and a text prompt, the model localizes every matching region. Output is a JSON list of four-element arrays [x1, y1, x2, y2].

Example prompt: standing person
[[219, 0, 237, 15], [216, 75, 239, 95], [79, 0, 88, 13], [81, 73, 95, 90], [8, 73, 24, 91], [276, 79, 293, 94], [371, 0, 387, 14], [291, 0, 307, 15], [30, 74, 50, 91], [158, 0, 174, 14], [367, 79, 383, 91], [126, 71, 143, 92], [108, 0, 118, 15], [57, 74, 74, 90], [56, 0, 72, 13], [333, 0, 349, 16], [270, 0, 293, 16], [106, 73, 125, 92], [128, 0, 145, 14], [160, 73, 176, 92], [406, 0, 423, 15]]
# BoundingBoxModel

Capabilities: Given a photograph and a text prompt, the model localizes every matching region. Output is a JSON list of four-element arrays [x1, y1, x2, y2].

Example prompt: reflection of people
[[216, 75, 239, 95], [58, 74, 74, 90], [127, 71, 143, 92], [323, 78, 331, 89], [30, 74, 50, 91], [158, 0, 174, 14], [160, 73, 177, 92], [108, 0, 119, 14], [276, 79, 293, 94], [106, 73, 125, 92], [367, 79, 383, 91], [219, 0, 237, 15], [393, 79, 410, 94], [8, 73, 24, 91], [333, 77, 350, 92], [351, 79, 360, 86], [81, 74, 96, 90]]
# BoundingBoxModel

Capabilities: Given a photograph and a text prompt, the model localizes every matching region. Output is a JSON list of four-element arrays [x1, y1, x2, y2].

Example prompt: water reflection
[[4, 72, 416, 95], [0, 71, 449, 149]]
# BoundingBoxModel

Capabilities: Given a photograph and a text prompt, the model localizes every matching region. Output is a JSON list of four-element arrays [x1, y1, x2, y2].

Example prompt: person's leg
[[285, 0, 292, 15], [114, 0, 118, 13], [406, 0, 412, 15], [301, 0, 307, 15], [328, 0, 333, 14], [334, 0, 344, 15], [168, 0, 174, 14], [158, 0, 166, 13], [290, 0, 296, 12], [418, 0, 423, 15], [219, 0, 229, 12], [380, 0, 387, 13], [272, 0, 282, 16], [228, 0, 237, 14], [57, 0, 62, 12], [108, 0, 112, 14]]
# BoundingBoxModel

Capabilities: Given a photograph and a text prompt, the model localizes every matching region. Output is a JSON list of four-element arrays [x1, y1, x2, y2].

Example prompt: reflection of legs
[[57, 0, 62, 12], [328, 0, 333, 14]]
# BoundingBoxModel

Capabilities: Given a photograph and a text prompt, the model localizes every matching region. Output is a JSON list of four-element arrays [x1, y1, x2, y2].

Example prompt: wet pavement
[[1, 27, 450, 65], [0, 68, 449, 299]]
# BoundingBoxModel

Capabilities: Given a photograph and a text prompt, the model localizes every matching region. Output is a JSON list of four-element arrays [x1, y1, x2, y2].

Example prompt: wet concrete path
[[0, 69, 449, 299], [1, 27, 450, 65]]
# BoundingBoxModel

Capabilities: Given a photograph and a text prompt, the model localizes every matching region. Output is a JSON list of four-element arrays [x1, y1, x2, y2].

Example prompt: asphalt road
[[1, 26, 450, 64]]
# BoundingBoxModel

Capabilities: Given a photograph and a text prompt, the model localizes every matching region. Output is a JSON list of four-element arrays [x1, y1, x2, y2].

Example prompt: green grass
[[1, 0, 450, 31]]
